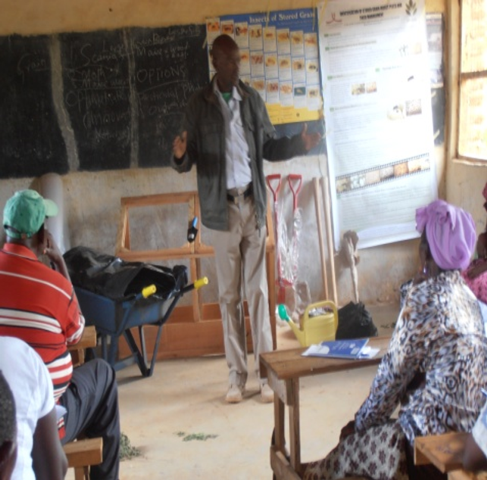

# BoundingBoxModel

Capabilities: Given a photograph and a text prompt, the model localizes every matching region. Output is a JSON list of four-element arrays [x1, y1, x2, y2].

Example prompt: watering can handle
[[303, 300, 338, 331]]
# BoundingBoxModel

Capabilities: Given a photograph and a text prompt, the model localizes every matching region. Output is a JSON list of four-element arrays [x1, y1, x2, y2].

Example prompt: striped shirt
[[0, 243, 85, 434]]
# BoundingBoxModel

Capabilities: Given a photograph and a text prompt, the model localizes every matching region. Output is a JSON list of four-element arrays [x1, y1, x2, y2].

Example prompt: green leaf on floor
[[119, 432, 142, 460], [174, 431, 218, 442]]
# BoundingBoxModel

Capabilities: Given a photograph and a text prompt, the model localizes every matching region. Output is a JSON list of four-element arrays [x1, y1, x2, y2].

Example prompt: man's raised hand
[[173, 131, 188, 160], [301, 123, 322, 152]]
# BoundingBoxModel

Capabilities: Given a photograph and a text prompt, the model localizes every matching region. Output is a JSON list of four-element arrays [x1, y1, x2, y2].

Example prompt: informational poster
[[206, 8, 323, 125], [318, 0, 437, 249], [426, 13, 445, 145]]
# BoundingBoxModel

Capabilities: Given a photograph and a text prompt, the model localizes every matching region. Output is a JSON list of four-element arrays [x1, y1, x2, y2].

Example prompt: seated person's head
[[0, 371, 17, 480], [3, 189, 58, 254], [415, 199, 476, 277]]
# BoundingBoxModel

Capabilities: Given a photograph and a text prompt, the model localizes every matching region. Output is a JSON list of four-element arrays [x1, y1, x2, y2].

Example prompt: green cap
[[3, 189, 59, 239]]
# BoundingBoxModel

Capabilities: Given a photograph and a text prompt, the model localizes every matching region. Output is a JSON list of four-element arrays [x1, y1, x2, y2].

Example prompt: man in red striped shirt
[[0, 189, 120, 480]]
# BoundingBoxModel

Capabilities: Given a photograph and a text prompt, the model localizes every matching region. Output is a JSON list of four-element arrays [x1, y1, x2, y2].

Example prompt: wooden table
[[259, 336, 390, 479], [415, 432, 487, 480]]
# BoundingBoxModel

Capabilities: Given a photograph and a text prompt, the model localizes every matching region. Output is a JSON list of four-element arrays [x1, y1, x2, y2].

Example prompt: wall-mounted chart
[[206, 8, 323, 125]]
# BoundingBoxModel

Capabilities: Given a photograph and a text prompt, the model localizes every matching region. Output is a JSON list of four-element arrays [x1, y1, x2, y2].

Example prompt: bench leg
[[74, 466, 89, 480]]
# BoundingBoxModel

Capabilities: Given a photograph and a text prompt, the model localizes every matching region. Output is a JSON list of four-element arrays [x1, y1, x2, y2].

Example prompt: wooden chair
[[66, 326, 103, 480], [64, 438, 103, 480], [414, 432, 487, 480]]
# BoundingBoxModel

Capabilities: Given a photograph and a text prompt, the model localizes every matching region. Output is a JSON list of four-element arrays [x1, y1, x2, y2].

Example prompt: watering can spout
[[278, 304, 306, 344]]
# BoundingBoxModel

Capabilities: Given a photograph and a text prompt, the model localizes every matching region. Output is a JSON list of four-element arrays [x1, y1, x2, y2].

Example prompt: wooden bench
[[66, 326, 103, 480], [415, 432, 487, 479]]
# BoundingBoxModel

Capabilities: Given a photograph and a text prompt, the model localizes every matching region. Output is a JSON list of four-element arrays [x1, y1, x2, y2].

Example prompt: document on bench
[[302, 338, 380, 360]]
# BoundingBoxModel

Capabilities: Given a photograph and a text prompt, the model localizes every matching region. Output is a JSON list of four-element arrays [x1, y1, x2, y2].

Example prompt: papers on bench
[[302, 338, 380, 360]]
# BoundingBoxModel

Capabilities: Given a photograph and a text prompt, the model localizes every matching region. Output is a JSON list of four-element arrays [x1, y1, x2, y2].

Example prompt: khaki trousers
[[212, 196, 272, 388]]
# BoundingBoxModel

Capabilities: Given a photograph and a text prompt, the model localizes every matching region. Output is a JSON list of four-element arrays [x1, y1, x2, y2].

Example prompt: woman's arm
[[463, 402, 487, 472], [466, 259, 487, 280], [463, 433, 487, 472], [355, 293, 427, 432]]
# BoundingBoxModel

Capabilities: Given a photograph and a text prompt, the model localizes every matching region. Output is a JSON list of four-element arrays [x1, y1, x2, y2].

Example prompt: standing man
[[0, 189, 120, 480], [172, 34, 321, 403]]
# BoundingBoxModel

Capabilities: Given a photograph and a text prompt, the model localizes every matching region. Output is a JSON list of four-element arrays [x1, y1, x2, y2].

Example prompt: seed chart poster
[[318, 0, 437, 249], [206, 8, 323, 125]]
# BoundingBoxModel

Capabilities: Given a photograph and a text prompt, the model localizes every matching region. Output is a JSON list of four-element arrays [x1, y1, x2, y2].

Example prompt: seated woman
[[463, 182, 487, 306], [304, 200, 486, 480]]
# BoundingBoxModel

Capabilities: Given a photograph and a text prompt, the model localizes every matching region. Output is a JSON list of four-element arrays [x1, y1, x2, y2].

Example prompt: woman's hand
[[339, 420, 356, 441]]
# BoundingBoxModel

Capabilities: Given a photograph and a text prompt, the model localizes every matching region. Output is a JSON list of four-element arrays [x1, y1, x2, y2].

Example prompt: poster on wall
[[206, 8, 323, 125], [426, 13, 445, 145], [318, 0, 437, 249]]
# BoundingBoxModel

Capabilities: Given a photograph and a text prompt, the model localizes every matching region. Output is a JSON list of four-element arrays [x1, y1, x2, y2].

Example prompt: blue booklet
[[302, 338, 369, 359]]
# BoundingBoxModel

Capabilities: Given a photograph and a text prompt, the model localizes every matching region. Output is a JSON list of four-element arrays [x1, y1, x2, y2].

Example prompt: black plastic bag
[[64, 246, 187, 301], [335, 301, 378, 340]]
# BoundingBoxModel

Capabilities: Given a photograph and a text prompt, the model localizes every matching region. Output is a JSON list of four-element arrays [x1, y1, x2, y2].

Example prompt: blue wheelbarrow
[[65, 246, 208, 377]]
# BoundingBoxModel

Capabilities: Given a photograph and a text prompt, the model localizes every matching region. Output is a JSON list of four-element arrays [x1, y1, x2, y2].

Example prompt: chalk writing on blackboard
[[60, 30, 132, 171], [0, 35, 68, 179], [131, 25, 208, 167]]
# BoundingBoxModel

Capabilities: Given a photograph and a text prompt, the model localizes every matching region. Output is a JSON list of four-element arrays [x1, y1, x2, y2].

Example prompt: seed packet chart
[[206, 8, 323, 125]]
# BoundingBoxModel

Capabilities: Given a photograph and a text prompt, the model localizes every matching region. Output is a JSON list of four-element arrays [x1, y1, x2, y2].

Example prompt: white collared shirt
[[215, 83, 252, 190]]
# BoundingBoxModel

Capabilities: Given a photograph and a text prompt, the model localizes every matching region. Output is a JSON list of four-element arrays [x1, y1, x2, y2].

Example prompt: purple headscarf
[[416, 199, 476, 270]]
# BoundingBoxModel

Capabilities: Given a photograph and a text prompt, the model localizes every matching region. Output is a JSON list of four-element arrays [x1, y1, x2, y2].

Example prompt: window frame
[[447, 0, 487, 165]]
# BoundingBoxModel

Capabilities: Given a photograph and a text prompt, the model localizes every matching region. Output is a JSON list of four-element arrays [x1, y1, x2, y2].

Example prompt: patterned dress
[[304, 271, 487, 480]]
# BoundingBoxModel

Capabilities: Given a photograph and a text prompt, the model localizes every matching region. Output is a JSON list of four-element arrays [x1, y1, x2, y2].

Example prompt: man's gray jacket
[[171, 77, 308, 231]]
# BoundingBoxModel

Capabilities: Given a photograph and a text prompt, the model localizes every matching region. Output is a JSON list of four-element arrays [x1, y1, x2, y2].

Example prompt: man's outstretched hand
[[301, 123, 322, 152], [173, 131, 187, 160]]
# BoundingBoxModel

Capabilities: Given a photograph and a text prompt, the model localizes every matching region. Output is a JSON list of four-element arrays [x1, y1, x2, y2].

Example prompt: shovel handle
[[288, 174, 303, 210], [266, 174, 282, 202]]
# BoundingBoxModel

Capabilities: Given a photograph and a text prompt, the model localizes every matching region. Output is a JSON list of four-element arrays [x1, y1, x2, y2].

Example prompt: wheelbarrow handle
[[181, 276, 209, 294], [193, 277, 209, 290], [141, 284, 157, 298]]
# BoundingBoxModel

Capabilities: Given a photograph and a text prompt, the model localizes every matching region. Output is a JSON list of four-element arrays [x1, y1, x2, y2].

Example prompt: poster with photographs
[[206, 8, 322, 125], [319, 0, 437, 249]]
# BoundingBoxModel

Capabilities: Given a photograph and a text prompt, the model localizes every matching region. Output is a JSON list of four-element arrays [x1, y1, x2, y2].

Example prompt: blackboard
[[131, 25, 209, 167], [59, 24, 208, 171], [0, 35, 68, 178], [60, 30, 132, 171], [0, 24, 209, 178]]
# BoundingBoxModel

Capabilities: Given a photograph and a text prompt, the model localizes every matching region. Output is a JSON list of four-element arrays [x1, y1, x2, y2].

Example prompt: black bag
[[64, 246, 188, 301], [335, 301, 378, 340]]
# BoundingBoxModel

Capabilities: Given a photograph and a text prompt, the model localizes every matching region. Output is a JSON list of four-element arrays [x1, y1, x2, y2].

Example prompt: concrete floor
[[72, 303, 399, 480]]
